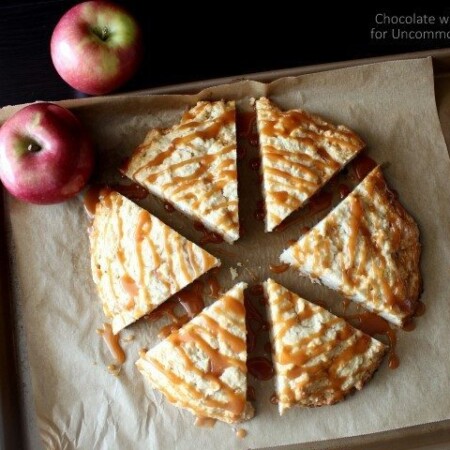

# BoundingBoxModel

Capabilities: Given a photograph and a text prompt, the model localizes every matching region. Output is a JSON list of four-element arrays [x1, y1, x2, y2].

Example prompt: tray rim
[[132, 47, 450, 95]]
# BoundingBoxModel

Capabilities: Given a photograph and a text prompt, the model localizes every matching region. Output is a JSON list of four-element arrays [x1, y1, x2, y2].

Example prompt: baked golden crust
[[256, 97, 365, 232], [122, 101, 239, 243], [281, 166, 421, 326], [136, 283, 254, 424], [264, 279, 386, 414], [90, 191, 220, 334]]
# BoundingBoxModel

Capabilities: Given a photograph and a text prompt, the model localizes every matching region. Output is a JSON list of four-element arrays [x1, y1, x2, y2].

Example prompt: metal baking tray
[[1, 47, 450, 450]]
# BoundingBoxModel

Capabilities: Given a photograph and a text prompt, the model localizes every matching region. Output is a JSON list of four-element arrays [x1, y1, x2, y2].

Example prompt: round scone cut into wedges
[[136, 282, 254, 424], [264, 279, 386, 414], [89, 190, 220, 334], [255, 97, 365, 232], [280, 166, 421, 327], [122, 100, 240, 243]]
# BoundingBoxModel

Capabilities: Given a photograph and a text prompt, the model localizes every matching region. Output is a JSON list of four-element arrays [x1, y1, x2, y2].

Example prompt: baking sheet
[[2, 57, 450, 450]]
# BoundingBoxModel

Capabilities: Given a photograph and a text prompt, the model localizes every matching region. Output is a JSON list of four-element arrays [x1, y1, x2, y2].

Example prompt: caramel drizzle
[[194, 417, 217, 428], [83, 185, 104, 219], [99, 323, 126, 364], [120, 274, 139, 298], [270, 285, 374, 402], [258, 100, 362, 226], [135, 212, 161, 304], [269, 263, 290, 274], [290, 168, 417, 317], [144, 295, 247, 419], [128, 105, 238, 235], [91, 192, 212, 319], [107, 195, 130, 308], [174, 328, 246, 374], [347, 196, 363, 268], [350, 311, 399, 370], [199, 315, 246, 354], [215, 296, 247, 330], [247, 356, 275, 381]]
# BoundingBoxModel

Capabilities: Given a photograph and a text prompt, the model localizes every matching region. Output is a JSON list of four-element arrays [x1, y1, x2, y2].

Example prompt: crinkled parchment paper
[[2, 57, 450, 450]]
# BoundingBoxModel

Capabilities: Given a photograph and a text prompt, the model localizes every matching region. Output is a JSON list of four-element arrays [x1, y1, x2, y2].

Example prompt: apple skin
[[50, 1, 143, 95], [0, 103, 94, 204]]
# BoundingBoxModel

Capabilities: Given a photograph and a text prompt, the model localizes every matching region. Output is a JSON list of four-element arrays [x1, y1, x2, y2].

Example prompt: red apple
[[50, 1, 143, 95], [0, 103, 94, 204]]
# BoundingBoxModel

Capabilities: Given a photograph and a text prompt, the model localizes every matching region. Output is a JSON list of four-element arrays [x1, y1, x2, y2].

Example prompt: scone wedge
[[122, 100, 240, 243], [136, 282, 254, 424], [256, 97, 365, 232], [264, 279, 386, 414], [90, 190, 220, 334], [280, 166, 421, 326]]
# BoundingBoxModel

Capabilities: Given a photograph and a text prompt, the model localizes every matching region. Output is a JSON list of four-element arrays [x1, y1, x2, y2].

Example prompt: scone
[[136, 282, 254, 424], [255, 97, 364, 232], [122, 101, 240, 243], [90, 190, 220, 334], [264, 279, 386, 414], [280, 166, 421, 326]]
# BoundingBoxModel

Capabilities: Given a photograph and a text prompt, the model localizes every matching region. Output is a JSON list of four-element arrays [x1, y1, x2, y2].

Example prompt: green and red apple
[[50, 1, 143, 95], [0, 103, 94, 204]]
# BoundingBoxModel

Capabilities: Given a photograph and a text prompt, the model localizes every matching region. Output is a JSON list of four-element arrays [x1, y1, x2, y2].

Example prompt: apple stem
[[27, 142, 41, 152], [92, 26, 110, 42], [101, 26, 109, 41]]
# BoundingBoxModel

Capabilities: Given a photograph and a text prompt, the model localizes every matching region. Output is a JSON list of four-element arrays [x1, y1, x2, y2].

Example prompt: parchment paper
[[2, 57, 450, 450]]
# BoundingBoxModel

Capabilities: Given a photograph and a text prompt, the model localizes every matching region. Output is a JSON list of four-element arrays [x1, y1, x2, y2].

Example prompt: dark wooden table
[[1, 2, 449, 107], [0, 2, 448, 450]]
